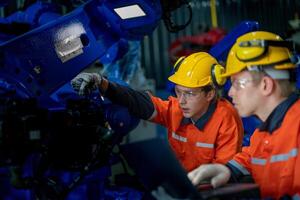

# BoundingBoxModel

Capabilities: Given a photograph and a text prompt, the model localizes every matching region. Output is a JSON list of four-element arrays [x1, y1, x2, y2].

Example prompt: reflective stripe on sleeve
[[251, 158, 267, 165], [172, 132, 187, 142], [228, 160, 250, 175], [270, 148, 298, 163], [195, 142, 214, 148]]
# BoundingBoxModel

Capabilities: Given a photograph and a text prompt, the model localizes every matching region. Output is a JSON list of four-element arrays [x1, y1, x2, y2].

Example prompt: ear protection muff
[[211, 64, 227, 88], [236, 40, 295, 62]]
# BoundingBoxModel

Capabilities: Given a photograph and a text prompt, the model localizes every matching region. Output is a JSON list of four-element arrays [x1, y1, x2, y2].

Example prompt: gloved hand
[[187, 163, 230, 188], [71, 72, 102, 96]]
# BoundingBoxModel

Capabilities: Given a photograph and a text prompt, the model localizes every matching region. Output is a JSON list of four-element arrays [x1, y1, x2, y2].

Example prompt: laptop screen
[[120, 138, 259, 199], [121, 138, 201, 199]]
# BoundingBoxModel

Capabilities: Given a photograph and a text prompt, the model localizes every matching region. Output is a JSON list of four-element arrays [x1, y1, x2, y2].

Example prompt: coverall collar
[[258, 93, 299, 133], [181, 100, 217, 130]]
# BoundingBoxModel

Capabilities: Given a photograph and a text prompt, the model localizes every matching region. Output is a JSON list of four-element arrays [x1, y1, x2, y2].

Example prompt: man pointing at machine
[[70, 52, 243, 172]]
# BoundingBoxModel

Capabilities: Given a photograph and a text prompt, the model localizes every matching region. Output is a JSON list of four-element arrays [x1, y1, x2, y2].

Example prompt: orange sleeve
[[228, 129, 261, 175], [212, 106, 244, 164], [149, 95, 171, 126], [294, 131, 300, 193], [213, 100, 244, 164], [149, 95, 183, 131], [230, 146, 252, 174]]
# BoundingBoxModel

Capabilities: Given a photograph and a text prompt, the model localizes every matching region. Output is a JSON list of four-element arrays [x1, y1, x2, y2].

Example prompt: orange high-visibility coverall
[[150, 96, 243, 172], [227, 94, 300, 199]]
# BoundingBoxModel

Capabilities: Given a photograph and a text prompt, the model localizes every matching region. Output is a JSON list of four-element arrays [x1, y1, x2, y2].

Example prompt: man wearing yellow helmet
[[70, 52, 243, 172], [188, 31, 300, 199]]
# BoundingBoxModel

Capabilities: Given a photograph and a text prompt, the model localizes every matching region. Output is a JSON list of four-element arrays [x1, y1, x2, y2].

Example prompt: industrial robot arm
[[0, 0, 162, 108]]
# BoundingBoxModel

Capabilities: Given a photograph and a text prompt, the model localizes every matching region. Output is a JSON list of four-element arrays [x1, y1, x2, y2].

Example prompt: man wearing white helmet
[[71, 52, 243, 172], [188, 31, 300, 199]]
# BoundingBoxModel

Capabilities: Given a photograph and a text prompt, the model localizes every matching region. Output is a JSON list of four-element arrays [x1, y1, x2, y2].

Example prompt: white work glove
[[187, 164, 231, 188], [71, 72, 102, 96]]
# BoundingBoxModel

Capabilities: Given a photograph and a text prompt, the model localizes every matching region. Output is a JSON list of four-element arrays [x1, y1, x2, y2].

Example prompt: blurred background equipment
[[0, 0, 191, 199]]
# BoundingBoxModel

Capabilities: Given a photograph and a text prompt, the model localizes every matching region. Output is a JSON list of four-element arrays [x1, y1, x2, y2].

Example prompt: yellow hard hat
[[168, 52, 226, 88], [222, 31, 297, 78]]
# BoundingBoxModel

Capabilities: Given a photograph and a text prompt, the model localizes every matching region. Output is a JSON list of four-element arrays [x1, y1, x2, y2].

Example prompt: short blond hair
[[276, 79, 295, 97], [249, 70, 295, 97]]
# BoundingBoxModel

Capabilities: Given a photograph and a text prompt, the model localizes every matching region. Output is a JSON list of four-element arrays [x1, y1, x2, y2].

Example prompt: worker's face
[[228, 70, 262, 117], [175, 85, 214, 121]]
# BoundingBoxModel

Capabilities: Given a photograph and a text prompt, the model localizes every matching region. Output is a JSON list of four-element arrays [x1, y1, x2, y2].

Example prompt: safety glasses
[[236, 40, 293, 62], [230, 75, 264, 90], [230, 78, 256, 90], [174, 87, 204, 100]]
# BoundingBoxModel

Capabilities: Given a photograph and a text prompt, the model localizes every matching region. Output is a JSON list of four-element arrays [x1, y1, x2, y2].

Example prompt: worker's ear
[[205, 89, 216, 102], [260, 76, 274, 96]]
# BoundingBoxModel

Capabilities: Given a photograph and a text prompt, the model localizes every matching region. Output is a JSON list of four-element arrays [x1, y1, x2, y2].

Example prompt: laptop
[[120, 138, 260, 200]]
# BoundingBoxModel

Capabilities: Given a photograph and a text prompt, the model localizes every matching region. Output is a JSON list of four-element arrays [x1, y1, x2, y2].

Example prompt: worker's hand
[[71, 72, 102, 96], [187, 164, 231, 188]]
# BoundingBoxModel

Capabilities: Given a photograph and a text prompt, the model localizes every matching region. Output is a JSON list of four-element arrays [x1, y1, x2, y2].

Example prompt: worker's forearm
[[99, 79, 155, 120]]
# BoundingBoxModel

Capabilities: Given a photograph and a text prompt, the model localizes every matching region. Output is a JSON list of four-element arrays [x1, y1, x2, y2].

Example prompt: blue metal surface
[[102, 40, 141, 82], [3, 2, 60, 27], [0, 1, 161, 199], [100, 39, 129, 65], [0, 164, 119, 200], [209, 21, 259, 62], [0, 0, 162, 108]]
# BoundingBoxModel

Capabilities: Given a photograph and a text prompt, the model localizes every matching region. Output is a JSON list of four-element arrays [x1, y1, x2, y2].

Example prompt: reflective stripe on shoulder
[[228, 160, 250, 175], [195, 142, 214, 148], [270, 148, 298, 163], [251, 158, 267, 165], [172, 132, 187, 142]]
